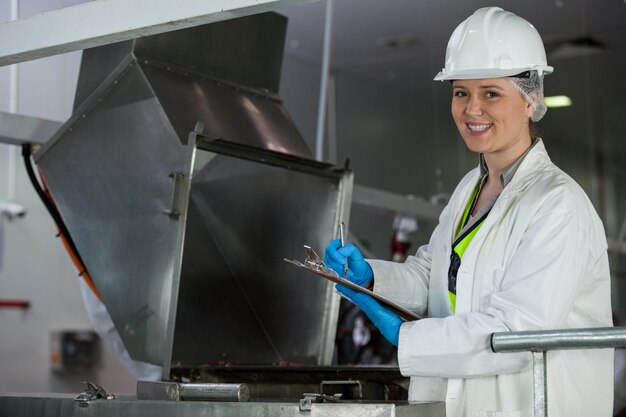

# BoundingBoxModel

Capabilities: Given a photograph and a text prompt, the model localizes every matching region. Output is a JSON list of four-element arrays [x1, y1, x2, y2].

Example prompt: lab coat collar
[[499, 138, 552, 197], [478, 137, 540, 188], [446, 138, 552, 245]]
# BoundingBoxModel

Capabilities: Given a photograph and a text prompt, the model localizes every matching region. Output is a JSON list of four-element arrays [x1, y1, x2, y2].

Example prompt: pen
[[339, 222, 348, 279]]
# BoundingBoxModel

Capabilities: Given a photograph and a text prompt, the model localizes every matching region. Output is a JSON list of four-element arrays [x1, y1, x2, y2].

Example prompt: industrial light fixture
[[377, 33, 419, 49], [544, 95, 572, 108]]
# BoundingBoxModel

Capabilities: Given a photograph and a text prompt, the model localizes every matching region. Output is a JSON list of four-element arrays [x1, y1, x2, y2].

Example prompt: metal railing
[[491, 327, 626, 417]]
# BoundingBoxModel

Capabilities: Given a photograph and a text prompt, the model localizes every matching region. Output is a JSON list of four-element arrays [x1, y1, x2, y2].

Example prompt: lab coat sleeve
[[365, 169, 474, 317], [397, 190, 603, 378], [367, 223, 441, 316], [368, 169, 470, 317]]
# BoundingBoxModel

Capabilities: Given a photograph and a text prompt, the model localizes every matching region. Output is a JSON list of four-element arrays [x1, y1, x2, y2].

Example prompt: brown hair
[[529, 120, 541, 141]]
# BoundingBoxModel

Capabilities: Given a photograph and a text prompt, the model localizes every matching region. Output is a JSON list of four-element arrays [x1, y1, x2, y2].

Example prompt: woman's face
[[451, 78, 533, 160]]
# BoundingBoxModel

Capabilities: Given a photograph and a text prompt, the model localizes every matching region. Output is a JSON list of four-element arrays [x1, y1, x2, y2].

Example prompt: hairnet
[[508, 71, 547, 122]]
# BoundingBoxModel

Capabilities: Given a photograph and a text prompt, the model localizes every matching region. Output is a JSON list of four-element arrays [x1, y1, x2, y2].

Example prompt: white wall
[[0, 0, 136, 395]]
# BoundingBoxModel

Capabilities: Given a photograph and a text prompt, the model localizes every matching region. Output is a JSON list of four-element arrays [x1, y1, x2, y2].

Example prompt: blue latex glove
[[336, 284, 402, 346], [324, 239, 373, 287]]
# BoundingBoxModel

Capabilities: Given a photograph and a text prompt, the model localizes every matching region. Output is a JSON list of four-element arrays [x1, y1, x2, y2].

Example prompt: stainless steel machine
[[0, 12, 445, 416]]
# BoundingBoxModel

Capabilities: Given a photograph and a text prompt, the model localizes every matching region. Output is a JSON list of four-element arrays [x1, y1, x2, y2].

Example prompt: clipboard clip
[[287, 245, 339, 278]]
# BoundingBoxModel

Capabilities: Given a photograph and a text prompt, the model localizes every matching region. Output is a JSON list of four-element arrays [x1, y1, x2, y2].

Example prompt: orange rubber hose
[[37, 169, 103, 302]]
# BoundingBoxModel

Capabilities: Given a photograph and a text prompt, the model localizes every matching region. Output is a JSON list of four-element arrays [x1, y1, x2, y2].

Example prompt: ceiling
[[275, 0, 626, 95], [11, 0, 626, 97]]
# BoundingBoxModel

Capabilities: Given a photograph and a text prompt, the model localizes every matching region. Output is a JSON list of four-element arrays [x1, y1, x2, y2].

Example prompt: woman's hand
[[336, 284, 402, 346], [324, 239, 373, 287]]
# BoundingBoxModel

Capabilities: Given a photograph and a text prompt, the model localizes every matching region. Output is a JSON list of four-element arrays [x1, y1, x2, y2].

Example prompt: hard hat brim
[[434, 65, 553, 81]]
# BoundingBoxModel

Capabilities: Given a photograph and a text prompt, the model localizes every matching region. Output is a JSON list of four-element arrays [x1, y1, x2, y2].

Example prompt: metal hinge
[[164, 171, 185, 219], [74, 381, 115, 407], [298, 392, 342, 412]]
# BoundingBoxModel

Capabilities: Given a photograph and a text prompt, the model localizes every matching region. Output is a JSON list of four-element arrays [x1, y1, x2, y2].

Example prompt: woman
[[324, 7, 613, 417]]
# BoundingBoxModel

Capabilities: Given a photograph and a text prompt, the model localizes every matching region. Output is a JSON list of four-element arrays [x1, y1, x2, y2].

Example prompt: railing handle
[[491, 327, 626, 353], [491, 327, 626, 417]]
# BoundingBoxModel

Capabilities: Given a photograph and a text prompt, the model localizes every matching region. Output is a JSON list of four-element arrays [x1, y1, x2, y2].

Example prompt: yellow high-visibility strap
[[449, 182, 487, 313]]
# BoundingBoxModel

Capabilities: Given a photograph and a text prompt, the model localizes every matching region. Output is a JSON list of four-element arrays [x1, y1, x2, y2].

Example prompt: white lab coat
[[369, 140, 613, 417]]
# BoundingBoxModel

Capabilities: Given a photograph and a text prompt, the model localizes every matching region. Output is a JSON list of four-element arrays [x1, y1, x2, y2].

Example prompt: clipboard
[[284, 245, 421, 322]]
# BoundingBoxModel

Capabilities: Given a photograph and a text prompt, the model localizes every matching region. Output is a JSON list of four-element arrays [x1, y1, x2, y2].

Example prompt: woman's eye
[[453, 91, 467, 98], [485, 91, 500, 99]]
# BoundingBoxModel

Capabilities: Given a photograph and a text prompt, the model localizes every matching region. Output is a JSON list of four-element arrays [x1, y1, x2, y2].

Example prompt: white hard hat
[[434, 7, 553, 81]]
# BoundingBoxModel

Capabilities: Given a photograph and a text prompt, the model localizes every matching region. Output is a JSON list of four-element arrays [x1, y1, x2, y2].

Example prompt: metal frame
[[352, 184, 442, 221], [491, 326, 626, 417], [314, 0, 334, 161], [0, 395, 445, 417], [0, 0, 318, 67], [192, 133, 352, 367], [194, 136, 343, 178], [0, 112, 61, 146], [33, 53, 137, 162]]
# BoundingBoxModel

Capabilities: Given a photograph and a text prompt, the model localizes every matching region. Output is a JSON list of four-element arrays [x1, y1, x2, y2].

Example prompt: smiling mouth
[[466, 123, 493, 132]]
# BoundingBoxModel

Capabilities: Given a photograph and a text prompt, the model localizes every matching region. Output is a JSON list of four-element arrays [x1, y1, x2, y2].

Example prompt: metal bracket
[[164, 171, 185, 219], [186, 121, 205, 145], [298, 392, 342, 412], [320, 380, 364, 400], [74, 381, 115, 407]]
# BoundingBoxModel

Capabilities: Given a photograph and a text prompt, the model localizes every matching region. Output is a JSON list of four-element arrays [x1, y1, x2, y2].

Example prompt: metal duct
[[34, 13, 352, 377], [72, 12, 311, 157]]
